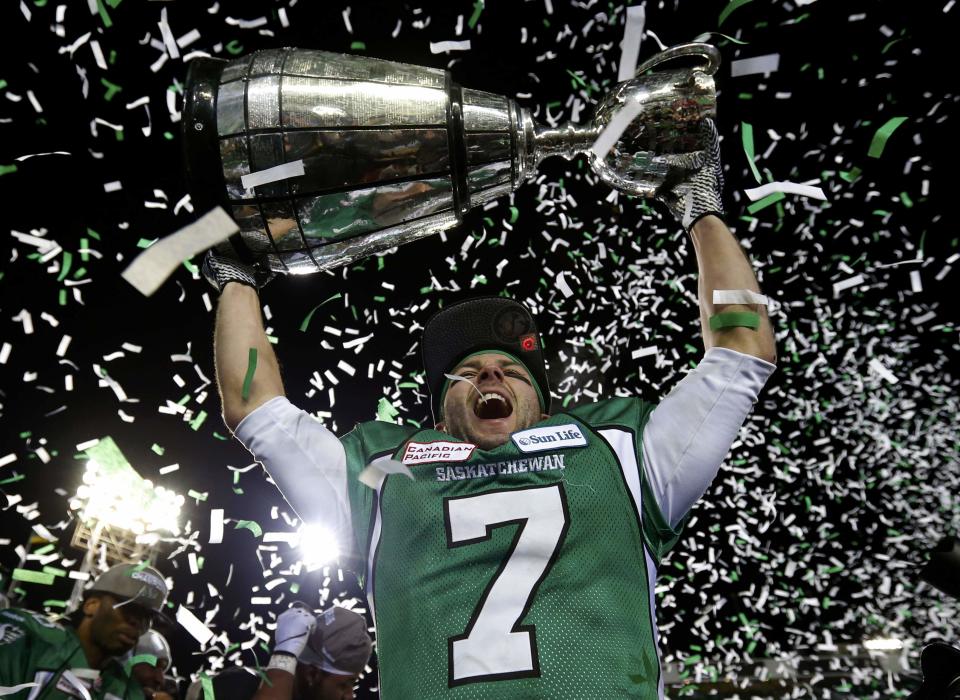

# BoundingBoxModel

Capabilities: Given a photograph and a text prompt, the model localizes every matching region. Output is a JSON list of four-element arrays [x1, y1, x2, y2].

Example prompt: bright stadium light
[[70, 459, 185, 539], [298, 524, 340, 571]]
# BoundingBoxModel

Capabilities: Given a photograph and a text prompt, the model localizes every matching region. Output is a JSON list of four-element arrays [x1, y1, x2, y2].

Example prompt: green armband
[[709, 311, 761, 331]]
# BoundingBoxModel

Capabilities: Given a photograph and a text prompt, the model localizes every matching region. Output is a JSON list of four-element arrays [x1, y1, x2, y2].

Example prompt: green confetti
[[740, 122, 762, 183], [867, 116, 908, 158], [234, 519, 263, 538], [56, 251, 73, 282], [746, 191, 785, 213], [299, 293, 342, 332], [137, 238, 158, 249], [201, 672, 215, 700], [509, 206, 519, 223], [42, 566, 66, 577], [190, 410, 208, 431], [350, 41, 366, 50], [96, 0, 112, 27], [718, 0, 753, 26], [0, 164, 17, 176], [124, 654, 158, 674], [468, 0, 484, 28], [226, 40, 244, 55], [900, 191, 913, 208], [188, 489, 208, 502], [43, 599, 68, 608], [696, 31, 749, 45], [242, 348, 258, 401], [377, 397, 400, 422], [839, 166, 862, 183], [151, 443, 165, 455], [13, 569, 55, 585], [100, 77, 122, 101], [86, 227, 100, 241]]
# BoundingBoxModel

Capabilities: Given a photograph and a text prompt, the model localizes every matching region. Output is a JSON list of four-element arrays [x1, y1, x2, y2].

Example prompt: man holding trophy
[[193, 44, 776, 698]]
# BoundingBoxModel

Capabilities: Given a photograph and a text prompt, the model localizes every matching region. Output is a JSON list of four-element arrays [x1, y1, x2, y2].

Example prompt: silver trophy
[[183, 43, 720, 273]]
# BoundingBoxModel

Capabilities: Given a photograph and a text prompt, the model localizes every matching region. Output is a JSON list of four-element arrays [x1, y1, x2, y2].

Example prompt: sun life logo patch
[[511, 423, 588, 453]]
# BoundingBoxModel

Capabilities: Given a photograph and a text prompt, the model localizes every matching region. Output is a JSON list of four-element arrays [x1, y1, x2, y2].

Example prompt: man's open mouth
[[474, 392, 513, 420]]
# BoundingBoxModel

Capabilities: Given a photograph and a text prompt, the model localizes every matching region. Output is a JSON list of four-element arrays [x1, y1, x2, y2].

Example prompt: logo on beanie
[[493, 307, 532, 343], [519, 333, 537, 352], [130, 570, 165, 597]]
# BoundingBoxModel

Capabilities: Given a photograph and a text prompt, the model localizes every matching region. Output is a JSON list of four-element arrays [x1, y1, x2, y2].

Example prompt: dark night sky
[[1, 0, 958, 697]]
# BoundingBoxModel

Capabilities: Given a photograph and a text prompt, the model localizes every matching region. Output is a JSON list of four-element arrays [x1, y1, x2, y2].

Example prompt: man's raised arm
[[658, 118, 777, 365], [205, 255, 283, 431], [689, 214, 777, 364], [204, 252, 352, 535], [641, 117, 778, 530]]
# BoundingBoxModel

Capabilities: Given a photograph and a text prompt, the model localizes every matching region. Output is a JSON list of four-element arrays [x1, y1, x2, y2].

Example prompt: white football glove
[[273, 603, 316, 658]]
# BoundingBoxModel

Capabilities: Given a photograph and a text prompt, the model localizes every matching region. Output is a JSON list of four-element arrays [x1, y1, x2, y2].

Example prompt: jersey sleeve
[[642, 346, 776, 532], [0, 613, 31, 693], [233, 396, 353, 549]]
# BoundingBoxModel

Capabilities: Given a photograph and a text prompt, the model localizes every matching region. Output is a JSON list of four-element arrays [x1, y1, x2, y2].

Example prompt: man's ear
[[435, 421, 445, 431], [541, 413, 550, 421], [82, 596, 101, 618]]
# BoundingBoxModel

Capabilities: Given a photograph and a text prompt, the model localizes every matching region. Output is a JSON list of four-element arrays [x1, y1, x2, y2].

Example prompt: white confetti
[[209, 508, 224, 544], [240, 159, 305, 190], [176, 605, 214, 644], [590, 96, 643, 160], [430, 40, 472, 53], [730, 53, 781, 77], [744, 181, 827, 202], [616, 5, 646, 82], [121, 206, 239, 297]]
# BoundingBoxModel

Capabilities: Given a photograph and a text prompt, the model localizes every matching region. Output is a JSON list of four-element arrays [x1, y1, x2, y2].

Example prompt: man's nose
[[477, 365, 505, 383]]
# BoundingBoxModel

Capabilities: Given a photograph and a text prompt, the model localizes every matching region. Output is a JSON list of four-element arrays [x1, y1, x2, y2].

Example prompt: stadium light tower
[[67, 437, 184, 609]]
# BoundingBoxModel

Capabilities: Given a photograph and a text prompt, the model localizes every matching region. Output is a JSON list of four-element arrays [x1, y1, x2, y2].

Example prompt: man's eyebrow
[[456, 358, 524, 370]]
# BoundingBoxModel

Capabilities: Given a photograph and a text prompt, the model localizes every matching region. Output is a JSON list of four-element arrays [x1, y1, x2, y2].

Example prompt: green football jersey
[[0, 608, 144, 700], [341, 397, 683, 699]]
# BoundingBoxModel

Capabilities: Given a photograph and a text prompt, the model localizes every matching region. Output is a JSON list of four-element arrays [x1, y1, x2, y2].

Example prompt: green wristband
[[709, 311, 761, 331]]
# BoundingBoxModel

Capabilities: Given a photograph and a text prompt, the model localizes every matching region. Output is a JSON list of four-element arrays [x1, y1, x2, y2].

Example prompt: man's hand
[[273, 604, 316, 658], [202, 250, 275, 293], [656, 118, 725, 231]]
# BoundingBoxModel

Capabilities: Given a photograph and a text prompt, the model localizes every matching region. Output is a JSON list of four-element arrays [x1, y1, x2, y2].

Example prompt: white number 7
[[444, 483, 570, 686]]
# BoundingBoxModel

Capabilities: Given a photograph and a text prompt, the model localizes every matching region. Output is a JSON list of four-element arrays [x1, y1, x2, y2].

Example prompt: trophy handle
[[634, 42, 721, 77]]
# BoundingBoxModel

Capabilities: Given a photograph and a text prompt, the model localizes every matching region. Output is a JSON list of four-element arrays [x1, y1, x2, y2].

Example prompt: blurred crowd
[[0, 563, 372, 700]]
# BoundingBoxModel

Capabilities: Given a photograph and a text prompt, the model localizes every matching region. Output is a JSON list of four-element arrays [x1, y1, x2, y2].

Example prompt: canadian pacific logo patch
[[511, 423, 588, 453], [402, 440, 477, 465]]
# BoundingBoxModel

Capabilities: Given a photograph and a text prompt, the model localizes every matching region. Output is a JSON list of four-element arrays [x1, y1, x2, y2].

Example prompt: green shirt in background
[[0, 608, 145, 700]]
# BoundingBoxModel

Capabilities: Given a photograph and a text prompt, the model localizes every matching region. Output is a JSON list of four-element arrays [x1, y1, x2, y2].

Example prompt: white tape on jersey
[[712, 289, 770, 306]]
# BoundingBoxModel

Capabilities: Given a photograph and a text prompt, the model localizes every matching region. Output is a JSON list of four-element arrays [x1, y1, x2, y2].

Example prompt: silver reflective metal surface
[[186, 43, 719, 273]]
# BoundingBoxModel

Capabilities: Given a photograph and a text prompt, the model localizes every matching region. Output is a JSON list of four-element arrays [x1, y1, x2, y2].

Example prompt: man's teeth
[[479, 393, 505, 404]]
